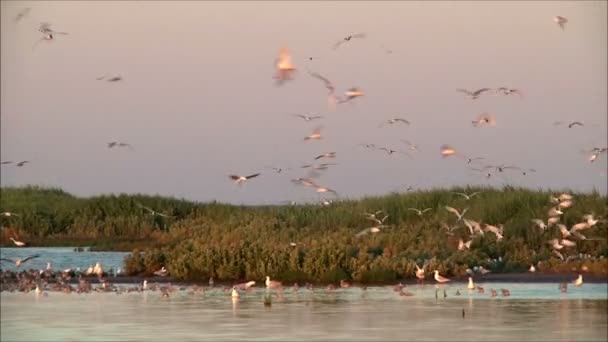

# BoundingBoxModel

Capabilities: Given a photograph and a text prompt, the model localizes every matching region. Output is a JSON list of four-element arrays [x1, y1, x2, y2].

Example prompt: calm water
[[2, 283, 607, 341], [0, 247, 129, 272]]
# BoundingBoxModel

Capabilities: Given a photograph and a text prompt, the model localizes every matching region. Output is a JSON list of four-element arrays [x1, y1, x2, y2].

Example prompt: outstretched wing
[[245, 173, 261, 180], [21, 254, 41, 263]]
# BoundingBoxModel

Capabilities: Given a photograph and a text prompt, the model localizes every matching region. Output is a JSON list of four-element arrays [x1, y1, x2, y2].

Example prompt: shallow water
[[2, 283, 607, 341], [0, 247, 129, 272]]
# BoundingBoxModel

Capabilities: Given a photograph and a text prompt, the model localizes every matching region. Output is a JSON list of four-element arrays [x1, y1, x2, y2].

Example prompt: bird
[[333, 33, 366, 50], [529, 265, 536, 272], [234, 281, 256, 290], [380, 118, 410, 127], [107, 142, 133, 149], [265, 276, 282, 289], [458, 238, 472, 251], [568, 121, 584, 128], [457, 88, 492, 99], [307, 69, 338, 108], [531, 219, 547, 231], [314, 185, 338, 196], [38, 22, 68, 35], [434, 270, 451, 283], [0, 161, 12, 165], [338, 87, 365, 104], [106, 75, 123, 82], [135, 203, 174, 218], [0, 254, 40, 267], [10, 237, 26, 247], [472, 113, 497, 127], [154, 267, 168, 277], [14, 8, 31, 22], [16, 161, 30, 167], [294, 114, 323, 122], [495, 87, 524, 97], [229, 173, 261, 185], [467, 277, 475, 290], [440, 145, 458, 158], [231, 287, 240, 298], [574, 274, 583, 287], [445, 206, 468, 221], [452, 191, 482, 200], [367, 214, 389, 225], [415, 264, 425, 281], [304, 126, 323, 141], [314, 152, 336, 160], [464, 157, 485, 164], [274, 47, 296, 85], [407, 208, 432, 216], [2, 212, 19, 217], [356, 225, 389, 237], [554, 16, 568, 30]]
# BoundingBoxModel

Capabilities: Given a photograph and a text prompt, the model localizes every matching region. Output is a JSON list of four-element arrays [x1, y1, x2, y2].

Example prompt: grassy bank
[[2, 185, 606, 283]]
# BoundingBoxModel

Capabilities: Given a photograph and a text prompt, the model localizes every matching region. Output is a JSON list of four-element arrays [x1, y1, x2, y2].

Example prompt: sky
[[1, 1, 607, 205]]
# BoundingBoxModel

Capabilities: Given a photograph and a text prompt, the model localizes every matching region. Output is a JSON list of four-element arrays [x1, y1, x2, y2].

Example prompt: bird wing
[[395, 118, 410, 124], [452, 192, 467, 199], [407, 208, 420, 214], [445, 206, 460, 216], [356, 228, 371, 237], [469, 192, 481, 198], [245, 173, 261, 179], [568, 122, 584, 128], [0, 258, 15, 263], [229, 175, 241, 180], [307, 70, 335, 93], [422, 208, 432, 213], [473, 88, 492, 96], [22, 254, 41, 263]]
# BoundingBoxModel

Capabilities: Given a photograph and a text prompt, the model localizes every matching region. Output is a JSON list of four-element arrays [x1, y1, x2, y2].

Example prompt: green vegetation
[[1, 185, 607, 283]]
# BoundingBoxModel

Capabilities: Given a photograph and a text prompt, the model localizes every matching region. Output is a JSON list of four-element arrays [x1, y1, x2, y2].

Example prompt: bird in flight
[[274, 47, 296, 85], [554, 16, 568, 30], [39, 22, 68, 35], [135, 203, 174, 218], [379, 118, 410, 127], [472, 113, 497, 127], [307, 69, 339, 108], [294, 114, 323, 122], [440, 145, 458, 158], [314, 152, 336, 160], [229, 173, 261, 185], [16, 161, 30, 167], [495, 87, 524, 97], [1, 254, 40, 267], [452, 191, 482, 200], [445, 206, 468, 221], [107, 142, 133, 149], [338, 87, 365, 104], [10, 237, 26, 247], [1, 161, 13, 165], [457, 88, 492, 99], [407, 208, 432, 216], [333, 33, 366, 50], [304, 126, 323, 141]]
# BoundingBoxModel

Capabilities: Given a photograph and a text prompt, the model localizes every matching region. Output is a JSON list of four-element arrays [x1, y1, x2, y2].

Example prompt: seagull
[[10, 238, 26, 247], [14, 7, 31, 22], [529, 265, 536, 272], [333, 33, 366, 50], [380, 118, 410, 127], [314, 185, 338, 196], [415, 264, 425, 281], [2, 212, 19, 217], [154, 267, 168, 277], [356, 225, 389, 237], [472, 113, 497, 127], [434, 270, 451, 283], [291, 178, 318, 187], [265, 166, 290, 173], [274, 47, 296, 85], [307, 69, 338, 107], [135, 203, 174, 218], [265, 276, 282, 289], [440, 144, 458, 158], [445, 206, 468, 221], [301, 163, 338, 170], [495, 87, 524, 97], [304, 126, 323, 141], [229, 173, 261, 185], [554, 16, 568, 30], [452, 191, 482, 200], [548, 207, 564, 217], [574, 274, 583, 287], [16, 161, 30, 167], [567, 121, 584, 128], [338, 87, 365, 104], [367, 214, 390, 225], [407, 208, 432, 216], [105, 75, 123, 82], [294, 114, 323, 122], [107, 142, 133, 149], [0, 254, 40, 267], [363, 210, 385, 221], [314, 152, 336, 160], [456, 88, 492, 100], [378, 147, 410, 157]]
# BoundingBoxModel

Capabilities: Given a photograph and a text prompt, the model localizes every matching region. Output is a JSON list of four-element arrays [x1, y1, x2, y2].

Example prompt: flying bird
[[304, 126, 323, 141], [107, 142, 133, 149], [294, 114, 323, 122], [356, 225, 388, 237], [333, 33, 366, 50], [16, 161, 29, 167], [274, 47, 296, 85], [445, 206, 468, 221], [554, 16, 568, 30], [380, 118, 410, 127], [452, 191, 482, 200], [307, 69, 338, 108], [456, 88, 492, 99], [154, 267, 169, 277], [0, 254, 40, 267], [10, 237, 26, 247], [407, 208, 432, 216], [440, 145, 458, 158], [229, 173, 261, 185], [495, 87, 524, 97], [2, 212, 20, 217], [1, 161, 13, 165], [338, 87, 365, 104], [401, 140, 419, 152], [472, 113, 497, 127], [568, 121, 584, 128], [314, 152, 336, 160], [135, 203, 174, 218]]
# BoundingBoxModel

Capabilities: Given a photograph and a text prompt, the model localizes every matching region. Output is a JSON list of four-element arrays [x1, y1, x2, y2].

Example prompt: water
[[0, 247, 129, 272], [2, 283, 607, 341]]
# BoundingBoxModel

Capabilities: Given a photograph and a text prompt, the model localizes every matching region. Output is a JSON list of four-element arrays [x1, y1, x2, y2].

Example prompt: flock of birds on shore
[[1, 7, 607, 300]]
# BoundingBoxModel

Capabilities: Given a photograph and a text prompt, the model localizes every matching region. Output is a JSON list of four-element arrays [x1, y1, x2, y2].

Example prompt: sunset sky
[[1, 1, 606, 204]]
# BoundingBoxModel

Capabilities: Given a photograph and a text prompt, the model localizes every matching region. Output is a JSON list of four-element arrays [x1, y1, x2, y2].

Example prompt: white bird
[[304, 126, 323, 141], [229, 173, 261, 185], [434, 270, 451, 283], [452, 191, 482, 200], [529, 265, 536, 272], [574, 274, 583, 287], [154, 266, 168, 277], [307, 69, 338, 108], [554, 16, 568, 30], [458, 238, 472, 251], [548, 207, 564, 217], [401, 140, 419, 152], [407, 208, 432, 216], [231, 287, 240, 298], [356, 225, 388, 237], [548, 216, 561, 226], [558, 200, 574, 209], [294, 114, 323, 122], [314, 152, 336, 160], [467, 277, 475, 290], [558, 224, 571, 238], [445, 206, 468, 221], [440, 144, 458, 158], [560, 239, 576, 248], [457, 88, 492, 99], [9, 237, 26, 247], [265, 276, 282, 289], [234, 281, 256, 290], [583, 214, 599, 227], [415, 264, 425, 280], [338, 87, 365, 104], [274, 47, 296, 85], [0, 254, 40, 267], [571, 222, 590, 231], [2, 211, 19, 217]]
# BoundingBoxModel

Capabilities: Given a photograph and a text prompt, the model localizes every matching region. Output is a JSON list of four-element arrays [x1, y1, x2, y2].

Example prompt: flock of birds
[[1, 8, 606, 298]]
